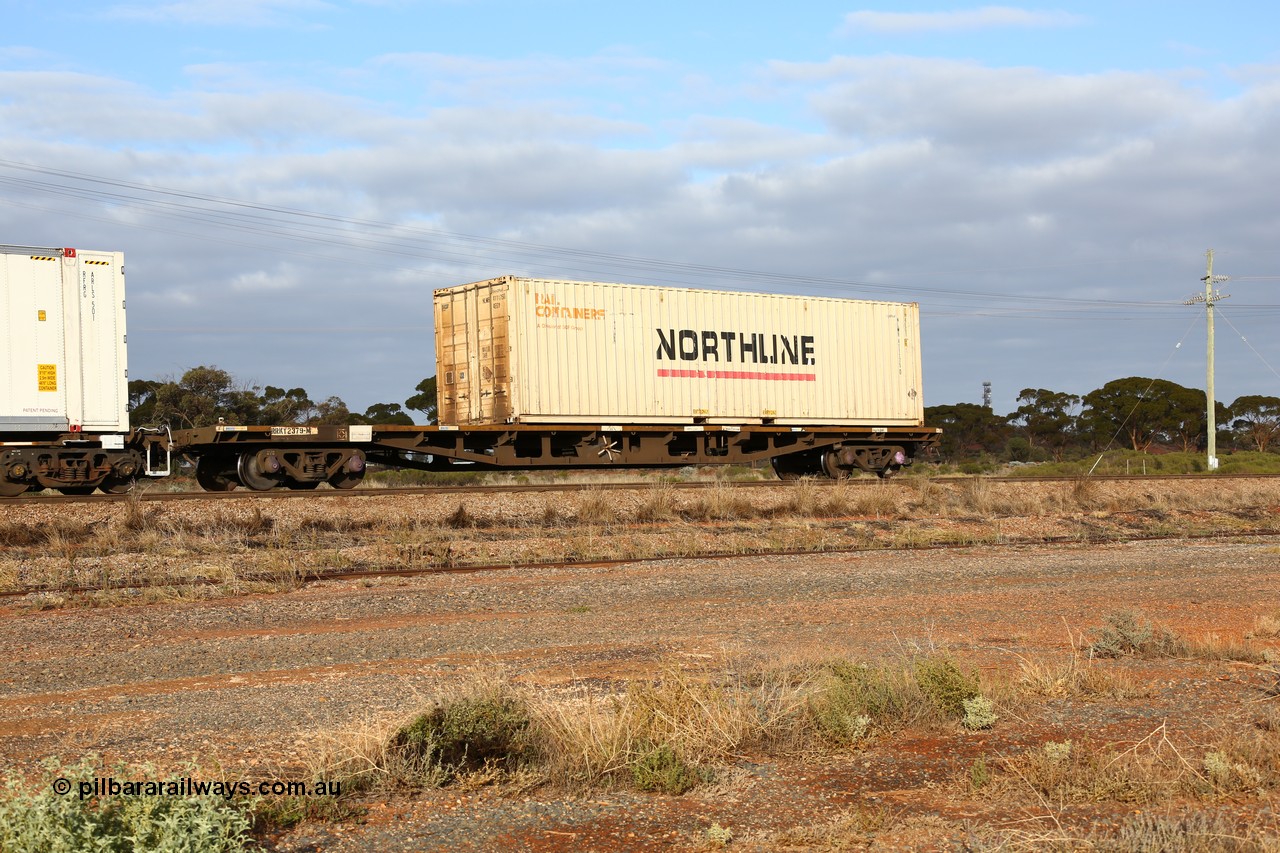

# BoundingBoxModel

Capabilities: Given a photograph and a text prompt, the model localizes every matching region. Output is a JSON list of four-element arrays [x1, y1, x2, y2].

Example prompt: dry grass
[[299, 639, 1277, 817], [975, 811, 1280, 852], [762, 804, 900, 850], [1013, 647, 1143, 700], [5, 478, 1280, 607], [985, 719, 1280, 808], [535, 663, 806, 792], [305, 651, 1004, 797], [574, 488, 617, 524], [686, 482, 757, 520], [306, 661, 810, 796], [634, 483, 680, 522], [852, 481, 900, 517], [305, 672, 533, 792], [1247, 613, 1280, 640], [1090, 610, 1274, 664], [276, 612, 1280, 846], [774, 477, 825, 516]]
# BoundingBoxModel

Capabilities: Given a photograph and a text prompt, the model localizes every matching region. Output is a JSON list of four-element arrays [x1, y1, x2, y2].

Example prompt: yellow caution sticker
[[38, 310, 46, 321], [38, 364, 57, 392]]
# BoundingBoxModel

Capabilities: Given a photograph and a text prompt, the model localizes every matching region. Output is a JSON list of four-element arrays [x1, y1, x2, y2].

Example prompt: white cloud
[[230, 267, 300, 292], [771, 57, 1191, 160], [1, 51, 1278, 411], [840, 6, 1085, 35]]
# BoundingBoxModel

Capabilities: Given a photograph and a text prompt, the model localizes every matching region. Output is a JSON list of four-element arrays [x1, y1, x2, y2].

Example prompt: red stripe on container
[[657, 369, 816, 381]]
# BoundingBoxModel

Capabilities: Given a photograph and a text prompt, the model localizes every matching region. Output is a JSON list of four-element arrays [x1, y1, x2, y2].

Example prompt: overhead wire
[[1215, 307, 1280, 387], [4, 158, 1279, 366], [1086, 314, 1201, 475], [0, 157, 1184, 312]]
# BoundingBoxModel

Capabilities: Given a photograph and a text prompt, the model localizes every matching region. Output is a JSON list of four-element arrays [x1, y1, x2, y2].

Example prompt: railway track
[[3, 524, 1278, 602], [8, 471, 1280, 504]]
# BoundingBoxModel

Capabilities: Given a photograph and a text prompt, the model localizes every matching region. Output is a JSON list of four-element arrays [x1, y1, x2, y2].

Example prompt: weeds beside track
[[7, 470, 1280, 505], [4, 473, 1280, 602]]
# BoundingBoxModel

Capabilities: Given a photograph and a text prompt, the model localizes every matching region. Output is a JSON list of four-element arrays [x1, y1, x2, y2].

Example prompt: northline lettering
[[655, 329, 816, 365]]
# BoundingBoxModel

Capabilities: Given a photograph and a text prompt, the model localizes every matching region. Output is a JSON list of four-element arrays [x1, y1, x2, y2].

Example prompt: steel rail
[[5, 471, 1280, 505], [3, 525, 1278, 601]]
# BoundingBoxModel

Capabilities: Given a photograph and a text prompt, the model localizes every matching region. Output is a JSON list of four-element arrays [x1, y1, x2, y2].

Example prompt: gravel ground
[[1, 483, 1279, 850]]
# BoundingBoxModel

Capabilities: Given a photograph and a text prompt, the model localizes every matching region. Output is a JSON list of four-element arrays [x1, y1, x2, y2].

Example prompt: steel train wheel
[[821, 450, 851, 480], [237, 453, 282, 492], [100, 476, 135, 495], [328, 450, 366, 490], [328, 470, 364, 490], [0, 479, 27, 498], [195, 455, 237, 492], [772, 451, 825, 480], [770, 456, 803, 481]]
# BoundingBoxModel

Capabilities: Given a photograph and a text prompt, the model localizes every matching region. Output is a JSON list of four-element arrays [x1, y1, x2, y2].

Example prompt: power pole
[[1184, 249, 1230, 470]]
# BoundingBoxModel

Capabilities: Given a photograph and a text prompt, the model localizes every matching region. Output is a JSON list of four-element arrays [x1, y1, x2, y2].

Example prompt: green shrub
[[969, 757, 991, 790], [389, 692, 534, 784], [961, 695, 998, 730], [809, 654, 989, 742], [913, 656, 982, 718], [1090, 611, 1188, 658], [629, 743, 704, 794], [1005, 437, 1032, 463], [808, 661, 911, 744], [1108, 812, 1262, 852], [0, 758, 251, 853]]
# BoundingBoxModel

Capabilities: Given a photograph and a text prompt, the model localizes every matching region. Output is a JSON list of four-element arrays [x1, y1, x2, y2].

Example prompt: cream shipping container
[[435, 276, 925, 427], [0, 245, 129, 435]]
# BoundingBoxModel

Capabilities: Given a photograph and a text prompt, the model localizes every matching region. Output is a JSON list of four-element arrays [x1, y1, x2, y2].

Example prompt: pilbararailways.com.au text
[[52, 776, 341, 800]]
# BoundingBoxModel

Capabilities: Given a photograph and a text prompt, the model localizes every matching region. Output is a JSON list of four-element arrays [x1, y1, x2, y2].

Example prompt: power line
[[0, 157, 1191, 312], [1216, 307, 1280, 386]]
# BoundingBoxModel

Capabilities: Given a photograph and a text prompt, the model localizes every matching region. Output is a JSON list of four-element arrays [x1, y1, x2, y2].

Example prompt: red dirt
[[0, 527, 1278, 850]]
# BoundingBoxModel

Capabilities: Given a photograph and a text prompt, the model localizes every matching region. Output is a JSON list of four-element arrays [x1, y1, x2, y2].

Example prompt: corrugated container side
[[435, 276, 924, 427], [0, 246, 127, 434]]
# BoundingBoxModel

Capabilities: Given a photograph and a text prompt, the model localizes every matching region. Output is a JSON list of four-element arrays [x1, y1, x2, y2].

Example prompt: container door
[[71, 251, 127, 432], [474, 283, 510, 422], [433, 281, 512, 425], [0, 250, 69, 431], [434, 289, 468, 425]]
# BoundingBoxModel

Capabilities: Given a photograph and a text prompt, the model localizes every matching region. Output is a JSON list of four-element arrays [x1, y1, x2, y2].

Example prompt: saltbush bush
[[0, 758, 251, 853]]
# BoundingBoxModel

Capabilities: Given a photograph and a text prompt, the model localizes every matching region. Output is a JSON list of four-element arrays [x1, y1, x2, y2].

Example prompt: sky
[[2, 1, 1279, 418]]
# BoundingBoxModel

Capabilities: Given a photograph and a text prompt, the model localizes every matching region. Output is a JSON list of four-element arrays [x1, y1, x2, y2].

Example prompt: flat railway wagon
[[170, 276, 940, 491], [1, 255, 939, 495]]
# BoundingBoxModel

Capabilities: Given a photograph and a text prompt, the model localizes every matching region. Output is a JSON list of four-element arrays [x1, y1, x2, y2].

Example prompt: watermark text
[[50, 776, 340, 800]]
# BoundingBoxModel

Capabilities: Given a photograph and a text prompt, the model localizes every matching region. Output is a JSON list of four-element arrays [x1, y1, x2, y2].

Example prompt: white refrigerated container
[[0, 245, 128, 434]]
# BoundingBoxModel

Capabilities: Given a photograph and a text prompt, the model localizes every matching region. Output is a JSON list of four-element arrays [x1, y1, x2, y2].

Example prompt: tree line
[[128, 366, 437, 429], [927, 377, 1280, 462]]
